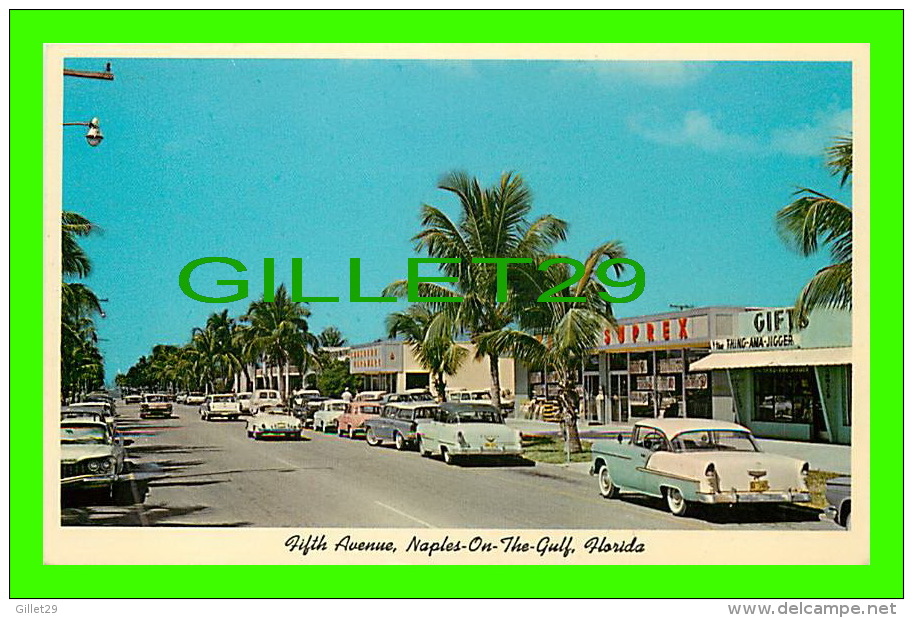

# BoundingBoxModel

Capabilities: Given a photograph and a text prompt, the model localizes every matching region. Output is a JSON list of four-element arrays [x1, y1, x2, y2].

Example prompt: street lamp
[[63, 117, 103, 147]]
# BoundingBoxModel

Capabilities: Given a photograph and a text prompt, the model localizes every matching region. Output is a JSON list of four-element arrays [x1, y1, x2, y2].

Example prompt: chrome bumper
[[696, 490, 811, 504]]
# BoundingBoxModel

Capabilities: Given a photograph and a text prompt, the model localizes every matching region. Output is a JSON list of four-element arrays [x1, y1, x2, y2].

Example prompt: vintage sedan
[[123, 394, 142, 405], [336, 401, 384, 438], [416, 402, 522, 465], [200, 393, 242, 421], [312, 399, 349, 432], [185, 392, 207, 405], [365, 401, 439, 450], [382, 389, 434, 404], [246, 405, 303, 440], [825, 476, 851, 528], [237, 392, 253, 414], [353, 390, 387, 402], [590, 419, 811, 516], [250, 389, 282, 414], [60, 418, 135, 503], [140, 393, 173, 419]]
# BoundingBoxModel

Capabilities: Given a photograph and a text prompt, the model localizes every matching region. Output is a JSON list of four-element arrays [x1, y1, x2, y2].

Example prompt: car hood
[[61, 443, 114, 463]]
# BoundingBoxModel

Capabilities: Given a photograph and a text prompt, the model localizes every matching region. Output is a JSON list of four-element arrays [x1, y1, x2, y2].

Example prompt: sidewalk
[[507, 418, 852, 475]]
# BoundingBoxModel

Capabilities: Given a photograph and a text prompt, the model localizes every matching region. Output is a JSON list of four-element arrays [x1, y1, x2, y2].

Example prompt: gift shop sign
[[711, 307, 799, 351]]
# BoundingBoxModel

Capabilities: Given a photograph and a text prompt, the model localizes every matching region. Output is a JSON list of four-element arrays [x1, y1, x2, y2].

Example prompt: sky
[[61, 57, 852, 382]]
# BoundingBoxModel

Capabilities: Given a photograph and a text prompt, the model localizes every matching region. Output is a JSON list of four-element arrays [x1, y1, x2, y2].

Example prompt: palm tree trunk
[[488, 354, 501, 407], [560, 374, 583, 454]]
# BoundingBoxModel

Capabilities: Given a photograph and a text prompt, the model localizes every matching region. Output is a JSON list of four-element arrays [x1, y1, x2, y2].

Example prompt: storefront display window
[[752, 367, 820, 424]]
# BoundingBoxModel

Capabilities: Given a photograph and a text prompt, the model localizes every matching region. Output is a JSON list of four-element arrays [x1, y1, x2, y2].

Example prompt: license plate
[[484, 441, 497, 449], [750, 480, 769, 492], [276, 424, 287, 429]]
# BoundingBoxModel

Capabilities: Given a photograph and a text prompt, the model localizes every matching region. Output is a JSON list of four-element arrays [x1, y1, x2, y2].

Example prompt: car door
[[624, 426, 670, 495], [419, 407, 444, 449]]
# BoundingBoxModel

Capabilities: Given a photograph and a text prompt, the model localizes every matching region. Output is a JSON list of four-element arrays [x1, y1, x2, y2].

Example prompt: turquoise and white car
[[416, 402, 522, 465], [590, 419, 811, 516]]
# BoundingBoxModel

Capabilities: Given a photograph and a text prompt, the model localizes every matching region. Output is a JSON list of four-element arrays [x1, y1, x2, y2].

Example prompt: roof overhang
[[689, 347, 852, 371]]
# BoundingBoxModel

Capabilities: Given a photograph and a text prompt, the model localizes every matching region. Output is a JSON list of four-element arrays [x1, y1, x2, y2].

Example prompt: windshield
[[144, 395, 167, 402], [61, 425, 109, 444], [212, 395, 237, 402], [406, 392, 433, 401], [450, 407, 502, 424], [671, 430, 759, 453], [470, 392, 491, 400]]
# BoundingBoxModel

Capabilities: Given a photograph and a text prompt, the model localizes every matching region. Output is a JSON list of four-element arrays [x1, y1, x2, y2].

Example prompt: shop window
[[752, 367, 821, 424], [609, 353, 628, 371], [405, 372, 430, 390]]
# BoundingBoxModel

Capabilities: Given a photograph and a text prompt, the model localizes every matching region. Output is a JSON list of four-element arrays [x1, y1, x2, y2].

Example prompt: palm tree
[[475, 242, 625, 452], [241, 284, 319, 400], [776, 135, 852, 326], [385, 171, 567, 403], [318, 326, 347, 348], [386, 305, 469, 400]]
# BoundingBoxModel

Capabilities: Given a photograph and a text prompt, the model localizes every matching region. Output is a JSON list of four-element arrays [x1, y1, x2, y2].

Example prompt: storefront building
[[689, 307, 851, 445], [349, 340, 515, 398], [587, 306, 750, 424]]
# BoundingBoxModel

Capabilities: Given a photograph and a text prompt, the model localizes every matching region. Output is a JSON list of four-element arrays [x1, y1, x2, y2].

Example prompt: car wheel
[[337, 424, 345, 437], [844, 510, 851, 530], [597, 465, 618, 499], [394, 432, 406, 451], [348, 426, 356, 439], [665, 487, 688, 516], [112, 482, 139, 506], [417, 436, 429, 458], [247, 430, 253, 438], [365, 428, 380, 446], [442, 448, 457, 465]]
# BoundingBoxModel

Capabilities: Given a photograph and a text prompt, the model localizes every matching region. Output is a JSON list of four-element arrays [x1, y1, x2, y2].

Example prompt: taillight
[[801, 462, 809, 476], [705, 463, 720, 493], [457, 432, 469, 448]]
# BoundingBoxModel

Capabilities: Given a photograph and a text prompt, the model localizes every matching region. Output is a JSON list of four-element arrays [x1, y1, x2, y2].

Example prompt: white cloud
[[769, 108, 852, 156], [628, 110, 752, 152], [628, 107, 852, 156], [563, 61, 713, 87]]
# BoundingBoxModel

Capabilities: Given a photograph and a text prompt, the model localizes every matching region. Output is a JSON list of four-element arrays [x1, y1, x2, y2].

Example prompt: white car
[[590, 419, 811, 516], [238, 392, 253, 414], [246, 406, 302, 440], [200, 393, 242, 421], [185, 392, 207, 405], [250, 389, 282, 414], [353, 390, 386, 402], [312, 399, 349, 432], [416, 402, 522, 465]]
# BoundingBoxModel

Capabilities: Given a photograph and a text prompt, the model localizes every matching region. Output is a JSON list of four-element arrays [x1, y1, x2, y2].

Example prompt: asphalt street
[[61, 403, 841, 530]]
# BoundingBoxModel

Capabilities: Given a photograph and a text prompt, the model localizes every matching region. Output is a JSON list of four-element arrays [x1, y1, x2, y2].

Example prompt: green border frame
[[11, 9, 902, 599]]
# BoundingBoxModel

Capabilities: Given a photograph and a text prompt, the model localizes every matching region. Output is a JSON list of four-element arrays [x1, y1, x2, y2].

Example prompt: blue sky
[[61, 58, 852, 381]]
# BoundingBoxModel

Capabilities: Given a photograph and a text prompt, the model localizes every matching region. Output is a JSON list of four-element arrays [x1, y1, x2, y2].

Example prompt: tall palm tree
[[475, 242, 625, 452], [386, 305, 469, 400], [318, 326, 347, 348], [241, 284, 319, 400], [385, 171, 567, 403], [776, 135, 852, 325]]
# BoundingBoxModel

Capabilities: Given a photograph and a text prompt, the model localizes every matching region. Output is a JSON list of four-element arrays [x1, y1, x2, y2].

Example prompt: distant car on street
[[312, 399, 349, 432], [590, 419, 811, 517], [353, 390, 386, 402], [336, 401, 384, 438], [237, 392, 253, 414], [250, 389, 282, 414], [448, 388, 514, 413], [365, 401, 439, 450], [825, 476, 851, 528], [60, 417, 135, 504], [416, 402, 522, 465], [382, 389, 434, 404], [123, 394, 142, 405], [140, 393, 173, 419], [185, 392, 207, 405], [200, 393, 242, 421], [246, 405, 303, 440]]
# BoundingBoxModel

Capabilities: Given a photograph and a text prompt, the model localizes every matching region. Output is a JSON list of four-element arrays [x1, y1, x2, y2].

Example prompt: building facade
[[349, 340, 515, 398]]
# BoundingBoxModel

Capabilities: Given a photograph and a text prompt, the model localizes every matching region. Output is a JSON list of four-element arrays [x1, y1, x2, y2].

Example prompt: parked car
[[176, 392, 188, 404], [85, 391, 117, 415], [416, 402, 522, 465], [246, 405, 303, 440], [825, 476, 851, 528], [448, 388, 514, 412], [66, 401, 116, 423], [382, 389, 434, 404], [123, 394, 142, 405], [590, 419, 811, 517], [185, 392, 207, 405], [312, 399, 349, 432], [365, 401, 439, 450], [140, 393, 173, 419], [291, 389, 322, 408], [250, 389, 282, 414], [353, 390, 386, 402], [60, 417, 134, 504], [200, 393, 242, 421], [62, 405, 115, 433], [336, 401, 384, 438], [238, 392, 253, 414]]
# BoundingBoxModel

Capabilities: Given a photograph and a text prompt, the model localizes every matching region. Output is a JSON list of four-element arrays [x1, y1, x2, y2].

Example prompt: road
[[62, 403, 840, 530]]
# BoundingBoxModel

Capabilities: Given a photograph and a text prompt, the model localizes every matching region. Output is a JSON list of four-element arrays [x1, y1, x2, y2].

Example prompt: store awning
[[689, 347, 852, 370]]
